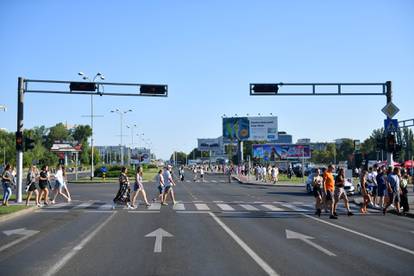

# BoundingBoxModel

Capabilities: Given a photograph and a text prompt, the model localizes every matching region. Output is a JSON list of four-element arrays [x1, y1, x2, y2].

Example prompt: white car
[[306, 173, 355, 195]]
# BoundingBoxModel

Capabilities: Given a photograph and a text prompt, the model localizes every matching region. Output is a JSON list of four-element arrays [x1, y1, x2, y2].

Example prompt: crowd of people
[[1, 163, 71, 207], [310, 164, 411, 219]]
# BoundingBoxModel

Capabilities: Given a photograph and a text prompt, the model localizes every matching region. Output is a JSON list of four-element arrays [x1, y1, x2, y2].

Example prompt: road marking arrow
[[145, 228, 173, 253], [0, 228, 40, 252], [286, 229, 336, 257]]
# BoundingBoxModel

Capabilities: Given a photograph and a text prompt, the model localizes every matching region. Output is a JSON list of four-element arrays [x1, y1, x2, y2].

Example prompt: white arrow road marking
[[0, 228, 40, 252], [145, 228, 173, 253], [286, 229, 336, 257]]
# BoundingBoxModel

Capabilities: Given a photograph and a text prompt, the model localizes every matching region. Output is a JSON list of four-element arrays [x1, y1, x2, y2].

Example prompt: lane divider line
[[44, 212, 117, 276], [208, 212, 279, 276]]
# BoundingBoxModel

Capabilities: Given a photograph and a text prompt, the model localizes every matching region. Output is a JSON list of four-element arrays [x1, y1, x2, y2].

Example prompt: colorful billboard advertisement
[[222, 116, 278, 142], [252, 144, 311, 160], [223, 117, 250, 141]]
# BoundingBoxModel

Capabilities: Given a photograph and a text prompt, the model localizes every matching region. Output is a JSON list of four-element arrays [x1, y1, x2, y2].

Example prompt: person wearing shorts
[[383, 167, 401, 215], [376, 166, 386, 208], [153, 169, 164, 202], [51, 165, 70, 204], [323, 164, 337, 219], [333, 168, 353, 216], [130, 166, 150, 208], [162, 165, 176, 205], [25, 165, 40, 207], [38, 165, 50, 206], [312, 169, 323, 217]]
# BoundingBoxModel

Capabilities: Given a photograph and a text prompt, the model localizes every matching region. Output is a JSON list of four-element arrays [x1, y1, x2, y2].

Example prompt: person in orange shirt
[[323, 164, 337, 219]]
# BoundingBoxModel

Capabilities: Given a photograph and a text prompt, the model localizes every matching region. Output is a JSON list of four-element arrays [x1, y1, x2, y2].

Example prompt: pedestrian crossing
[[35, 200, 372, 215]]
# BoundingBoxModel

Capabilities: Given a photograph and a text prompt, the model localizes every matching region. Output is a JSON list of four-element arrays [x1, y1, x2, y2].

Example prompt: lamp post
[[78, 72, 105, 179], [111, 108, 132, 165], [126, 124, 137, 166]]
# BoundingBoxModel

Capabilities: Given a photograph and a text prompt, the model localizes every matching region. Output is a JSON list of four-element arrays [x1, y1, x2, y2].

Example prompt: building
[[275, 131, 293, 144], [95, 145, 153, 165]]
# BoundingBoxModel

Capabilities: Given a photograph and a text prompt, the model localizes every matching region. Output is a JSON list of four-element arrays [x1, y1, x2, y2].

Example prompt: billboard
[[198, 138, 222, 152], [252, 144, 311, 161], [223, 117, 250, 141], [223, 116, 278, 142], [131, 148, 151, 164], [249, 116, 278, 141]]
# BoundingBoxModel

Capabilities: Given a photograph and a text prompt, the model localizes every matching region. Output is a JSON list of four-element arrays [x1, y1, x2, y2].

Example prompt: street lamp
[[78, 72, 105, 180], [0, 105, 7, 112], [110, 108, 132, 165]]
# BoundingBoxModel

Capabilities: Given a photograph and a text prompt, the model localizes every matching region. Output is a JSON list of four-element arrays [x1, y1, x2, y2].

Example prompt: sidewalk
[[351, 192, 414, 218]]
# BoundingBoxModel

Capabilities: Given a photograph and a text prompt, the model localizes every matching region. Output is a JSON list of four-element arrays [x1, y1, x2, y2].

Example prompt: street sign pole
[[385, 81, 394, 168]]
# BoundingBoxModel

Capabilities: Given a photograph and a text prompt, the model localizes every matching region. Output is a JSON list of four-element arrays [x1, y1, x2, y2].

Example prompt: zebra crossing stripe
[[73, 202, 95, 209], [240, 204, 259, 211], [47, 203, 69, 209], [211, 180, 217, 183], [98, 204, 113, 210], [195, 203, 210, 210], [217, 204, 234, 211], [148, 203, 162, 210], [279, 203, 308, 212], [173, 203, 186, 210], [261, 204, 284, 212]]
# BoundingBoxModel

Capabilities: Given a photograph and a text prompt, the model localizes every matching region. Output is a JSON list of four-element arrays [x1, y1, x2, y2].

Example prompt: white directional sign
[[0, 228, 40, 253], [145, 228, 173, 253], [381, 102, 400, 118], [285, 229, 336, 257]]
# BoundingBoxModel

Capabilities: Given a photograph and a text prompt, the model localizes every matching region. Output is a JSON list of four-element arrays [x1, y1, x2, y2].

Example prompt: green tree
[[336, 139, 354, 163], [0, 130, 15, 165], [47, 123, 70, 148], [73, 125, 92, 144], [170, 151, 187, 164]]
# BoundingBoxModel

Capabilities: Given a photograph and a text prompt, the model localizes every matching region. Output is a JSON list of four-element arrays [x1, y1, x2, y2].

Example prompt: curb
[[233, 176, 305, 188], [350, 198, 414, 218], [0, 206, 37, 223]]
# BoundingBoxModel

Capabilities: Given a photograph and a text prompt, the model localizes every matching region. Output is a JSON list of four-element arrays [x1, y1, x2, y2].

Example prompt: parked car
[[306, 172, 355, 195]]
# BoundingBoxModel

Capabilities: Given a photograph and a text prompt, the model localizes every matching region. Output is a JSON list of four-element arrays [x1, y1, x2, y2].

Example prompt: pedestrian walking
[[51, 165, 71, 204], [25, 165, 40, 207], [200, 167, 205, 182], [179, 166, 185, 182], [376, 166, 387, 208], [333, 168, 354, 216], [38, 165, 51, 206], [61, 165, 72, 201], [312, 168, 323, 217], [359, 169, 370, 213], [112, 167, 132, 209], [131, 166, 150, 208], [323, 164, 337, 219], [383, 167, 401, 215], [153, 169, 165, 202], [162, 165, 176, 205], [367, 166, 378, 207], [193, 166, 198, 182], [1, 164, 15, 206], [400, 172, 409, 214]]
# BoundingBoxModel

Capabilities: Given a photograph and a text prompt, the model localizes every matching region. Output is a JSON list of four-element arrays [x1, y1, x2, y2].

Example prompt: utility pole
[[385, 81, 393, 167], [16, 77, 24, 203]]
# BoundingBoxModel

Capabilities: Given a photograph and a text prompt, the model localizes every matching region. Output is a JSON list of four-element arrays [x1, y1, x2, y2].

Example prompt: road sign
[[381, 102, 399, 118], [384, 118, 399, 134]]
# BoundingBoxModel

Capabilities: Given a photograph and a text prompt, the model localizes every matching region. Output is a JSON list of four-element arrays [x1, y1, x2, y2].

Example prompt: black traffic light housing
[[70, 82, 96, 92], [250, 84, 279, 95], [24, 137, 36, 151], [15, 131, 23, 151], [140, 85, 167, 95], [386, 133, 396, 153]]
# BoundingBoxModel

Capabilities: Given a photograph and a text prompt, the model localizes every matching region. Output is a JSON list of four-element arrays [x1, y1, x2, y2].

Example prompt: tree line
[[0, 123, 95, 168]]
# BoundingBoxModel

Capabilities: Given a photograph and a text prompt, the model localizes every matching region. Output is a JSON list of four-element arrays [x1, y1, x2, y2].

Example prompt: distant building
[[297, 138, 311, 144], [275, 131, 293, 144]]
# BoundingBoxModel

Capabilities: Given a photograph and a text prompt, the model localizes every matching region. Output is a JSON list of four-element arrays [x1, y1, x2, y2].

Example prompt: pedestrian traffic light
[[354, 153, 363, 168], [250, 84, 279, 95], [386, 133, 396, 153], [16, 131, 23, 151], [24, 137, 36, 151], [140, 85, 167, 95], [70, 82, 96, 92]]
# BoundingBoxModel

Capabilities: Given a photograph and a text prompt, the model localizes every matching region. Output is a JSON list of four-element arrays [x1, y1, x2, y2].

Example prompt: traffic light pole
[[385, 81, 394, 168], [16, 77, 24, 203], [15, 77, 168, 203]]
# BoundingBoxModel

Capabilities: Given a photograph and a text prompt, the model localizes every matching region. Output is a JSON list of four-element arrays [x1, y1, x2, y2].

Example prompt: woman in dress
[[130, 166, 150, 208], [25, 165, 40, 207], [359, 169, 370, 214], [112, 167, 132, 209]]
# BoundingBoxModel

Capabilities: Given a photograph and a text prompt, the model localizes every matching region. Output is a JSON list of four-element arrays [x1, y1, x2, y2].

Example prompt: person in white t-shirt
[[162, 165, 176, 205], [51, 165, 70, 204], [200, 167, 205, 182]]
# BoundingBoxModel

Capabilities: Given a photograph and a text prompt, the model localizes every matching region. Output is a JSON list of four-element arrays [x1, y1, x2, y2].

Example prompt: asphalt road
[[0, 171, 413, 276]]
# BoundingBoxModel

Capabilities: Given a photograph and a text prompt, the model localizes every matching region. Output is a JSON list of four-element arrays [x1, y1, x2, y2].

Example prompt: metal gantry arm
[[399, 119, 414, 128]]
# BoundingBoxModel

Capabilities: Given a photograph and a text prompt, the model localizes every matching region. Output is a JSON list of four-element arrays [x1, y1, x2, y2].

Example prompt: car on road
[[306, 172, 355, 195]]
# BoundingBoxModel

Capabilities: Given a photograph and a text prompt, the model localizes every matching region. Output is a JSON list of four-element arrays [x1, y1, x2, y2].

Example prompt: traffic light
[[386, 133, 396, 153], [70, 82, 96, 92], [24, 137, 36, 151], [140, 85, 167, 95], [16, 131, 23, 151], [354, 153, 363, 168], [251, 84, 279, 95], [375, 137, 385, 151]]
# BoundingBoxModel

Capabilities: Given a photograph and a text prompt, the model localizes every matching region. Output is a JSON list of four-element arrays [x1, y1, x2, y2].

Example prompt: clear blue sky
[[1, 0, 413, 159]]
